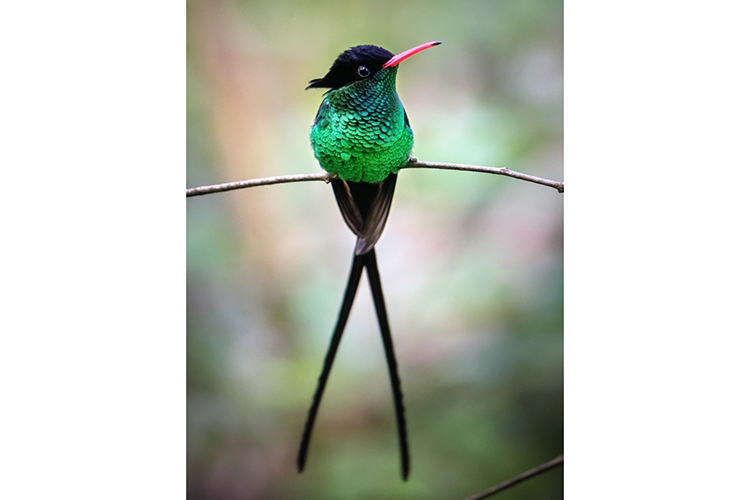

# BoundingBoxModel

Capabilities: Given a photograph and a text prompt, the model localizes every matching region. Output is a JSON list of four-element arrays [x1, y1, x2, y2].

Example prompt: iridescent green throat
[[310, 67, 414, 183]]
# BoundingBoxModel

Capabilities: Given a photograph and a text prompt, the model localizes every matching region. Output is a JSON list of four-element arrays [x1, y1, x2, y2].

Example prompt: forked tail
[[296, 248, 410, 480]]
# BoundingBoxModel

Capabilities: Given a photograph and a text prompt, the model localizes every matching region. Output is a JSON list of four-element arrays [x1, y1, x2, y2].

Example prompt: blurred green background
[[187, 0, 562, 498]]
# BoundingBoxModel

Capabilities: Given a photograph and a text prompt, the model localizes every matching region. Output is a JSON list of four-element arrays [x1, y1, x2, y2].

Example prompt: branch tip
[[461, 454, 563, 500]]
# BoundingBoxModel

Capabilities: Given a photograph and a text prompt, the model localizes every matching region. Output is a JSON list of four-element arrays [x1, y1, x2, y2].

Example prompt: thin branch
[[403, 159, 564, 193], [185, 172, 334, 197], [186, 159, 563, 197], [461, 455, 564, 500]]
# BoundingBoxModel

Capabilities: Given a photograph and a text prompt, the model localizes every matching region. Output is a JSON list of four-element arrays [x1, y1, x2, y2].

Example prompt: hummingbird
[[298, 41, 441, 480]]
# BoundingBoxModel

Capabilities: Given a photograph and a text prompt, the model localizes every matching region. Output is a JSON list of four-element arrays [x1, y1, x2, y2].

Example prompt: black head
[[307, 45, 394, 90]]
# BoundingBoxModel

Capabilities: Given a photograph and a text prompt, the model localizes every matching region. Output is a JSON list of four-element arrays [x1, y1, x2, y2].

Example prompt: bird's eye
[[357, 66, 371, 78]]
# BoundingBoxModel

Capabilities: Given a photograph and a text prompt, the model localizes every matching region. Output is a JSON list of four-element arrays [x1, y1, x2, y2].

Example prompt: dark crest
[[307, 45, 394, 90]]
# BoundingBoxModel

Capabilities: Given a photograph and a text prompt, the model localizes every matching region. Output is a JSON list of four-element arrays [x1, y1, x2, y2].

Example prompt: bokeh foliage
[[188, 0, 562, 498]]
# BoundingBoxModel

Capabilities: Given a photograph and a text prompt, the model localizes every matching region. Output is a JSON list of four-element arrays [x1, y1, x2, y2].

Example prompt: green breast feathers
[[310, 70, 414, 183]]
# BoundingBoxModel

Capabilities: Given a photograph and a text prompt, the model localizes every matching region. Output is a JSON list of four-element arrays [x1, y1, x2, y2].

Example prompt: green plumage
[[310, 67, 413, 183]]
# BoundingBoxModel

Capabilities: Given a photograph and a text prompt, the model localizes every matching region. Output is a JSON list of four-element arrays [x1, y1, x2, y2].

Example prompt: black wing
[[331, 174, 398, 255]]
